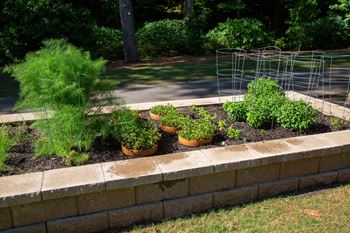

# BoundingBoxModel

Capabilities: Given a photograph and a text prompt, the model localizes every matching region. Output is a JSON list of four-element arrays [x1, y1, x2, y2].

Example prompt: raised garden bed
[[1, 103, 350, 177], [1, 93, 350, 233]]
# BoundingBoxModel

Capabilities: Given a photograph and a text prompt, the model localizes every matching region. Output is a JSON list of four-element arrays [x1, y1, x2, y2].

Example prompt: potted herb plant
[[149, 104, 177, 121], [178, 118, 217, 147], [111, 108, 160, 156], [160, 112, 190, 134]]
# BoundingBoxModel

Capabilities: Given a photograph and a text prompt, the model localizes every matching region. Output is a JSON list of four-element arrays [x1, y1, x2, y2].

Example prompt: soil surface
[[1, 104, 350, 177]]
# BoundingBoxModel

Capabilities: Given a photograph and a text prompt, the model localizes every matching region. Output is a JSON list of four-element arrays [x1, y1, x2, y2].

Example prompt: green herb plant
[[0, 126, 19, 171], [160, 112, 191, 128], [191, 105, 217, 120], [330, 117, 348, 130], [276, 100, 316, 132], [226, 126, 242, 140], [222, 102, 247, 121], [5, 40, 107, 164], [150, 104, 178, 116], [179, 118, 217, 141], [112, 118, 161, 150], [217, 120, 227, 131]]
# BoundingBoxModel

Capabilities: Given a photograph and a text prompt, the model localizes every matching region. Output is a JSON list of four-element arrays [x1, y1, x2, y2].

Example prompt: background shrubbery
[[0, 0, 350, 65]]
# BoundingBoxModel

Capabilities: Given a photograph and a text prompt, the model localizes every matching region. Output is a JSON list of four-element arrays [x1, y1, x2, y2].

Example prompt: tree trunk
[[119, 0, 139, 63], [183, 0, 194, 17]]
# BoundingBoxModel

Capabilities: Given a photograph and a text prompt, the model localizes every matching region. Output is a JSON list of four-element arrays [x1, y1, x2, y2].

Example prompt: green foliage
[[160, 113, 190, 128], [5, 39, 106, 110], [136, 19, 191, 57], [276, 100, 317, 132], [247, 77, 285, 98], [217, 120, 227, 131], [32, 107, 96, 165], [92, 26, 123, 59], [330, 117, 348, 130], [112, 118, 161, 150], [150, 104, 178, 116], [222, 102, 247, 122], [0, 125, 19, 171], [191, 105, 217, 120], [111, 107, 139, 125], [227, 126, 241, 140], [179, 118, 217, 141], [0, 0, 97, 65], [206, 18, 273, 50], [244, 77, 286, 128]]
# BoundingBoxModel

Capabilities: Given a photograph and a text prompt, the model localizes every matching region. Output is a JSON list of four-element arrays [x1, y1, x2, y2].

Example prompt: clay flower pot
[[160, 124, 181, 134], [149, 111, 161, 121], [178, 135, 212, 147], [121, 144, 158, 156]]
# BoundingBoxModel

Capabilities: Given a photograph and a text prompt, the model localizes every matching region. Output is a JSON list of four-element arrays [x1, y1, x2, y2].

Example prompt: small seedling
[[227, 126, 241, 140], [217, 120, 227, 131]]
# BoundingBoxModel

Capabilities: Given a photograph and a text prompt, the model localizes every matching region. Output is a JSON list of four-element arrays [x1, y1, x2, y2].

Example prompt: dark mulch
[[1, 104, 350, 177]]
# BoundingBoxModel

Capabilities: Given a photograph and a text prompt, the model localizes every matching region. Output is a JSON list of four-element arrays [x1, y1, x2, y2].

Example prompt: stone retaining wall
[[1, 93, 350, 233], [1, 130, 350, 233]]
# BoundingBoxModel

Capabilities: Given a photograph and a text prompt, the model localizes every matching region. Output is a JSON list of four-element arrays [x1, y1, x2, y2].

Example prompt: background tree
[[119, 0, 139, 62]]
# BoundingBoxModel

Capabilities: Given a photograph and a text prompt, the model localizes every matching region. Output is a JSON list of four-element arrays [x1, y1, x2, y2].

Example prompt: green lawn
[[125, 184, 350, 233]]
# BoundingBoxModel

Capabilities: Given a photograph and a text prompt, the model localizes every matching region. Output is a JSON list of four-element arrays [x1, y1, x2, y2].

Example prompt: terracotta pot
[[149, 111, 161, 121], [121, 144, 158, 156], [178, 135, 212, 147], [160, 124, 181, 134]]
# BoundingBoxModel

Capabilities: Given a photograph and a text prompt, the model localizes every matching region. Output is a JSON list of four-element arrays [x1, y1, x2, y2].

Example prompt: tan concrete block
[[201, 145, 261, 173], [0, 172, 43, 207], [283, 135, 342, 158], [213, 185, 257, 208], [258, 178, 299, 199], [109, 202, 163, 228], [189, 171, 236, 195], [319, 153, 350, 172], [102, 157, 162, 190], [236, 163, 280, 187], [317, 130, 350, 152], [47, 212, 109, 233], [0, 223, 46, 233], [338, 168, 350, 183], [42, 164, 105, 200], [246, 140, 301, 165], [12, 196, 77, 227], [136, 179, 188, 204], [163, 193, 212, 219], [77, 187, 135, 215], [299, 172, 338, 190], [280, 157, 320, 179], [0, 207, 12, 230], [154, 151, 214, 181]]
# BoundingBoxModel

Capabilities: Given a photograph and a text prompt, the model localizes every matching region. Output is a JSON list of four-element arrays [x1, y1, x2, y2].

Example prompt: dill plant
[[5, 39, 107, 165]]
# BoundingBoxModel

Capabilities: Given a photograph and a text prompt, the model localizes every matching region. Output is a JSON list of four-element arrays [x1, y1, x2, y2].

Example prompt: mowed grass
[[124, 184, 350, 233]]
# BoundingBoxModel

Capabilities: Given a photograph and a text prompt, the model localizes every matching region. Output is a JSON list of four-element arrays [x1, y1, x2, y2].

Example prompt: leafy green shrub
[[111, 107, 139, 125], [113, 118, 161, 150], [206, 18, 273, 50], [136, 19, 191, 57], [92, 26, 123, 59], [227, 126, 241, 140], [5, 39, 106, 110], [223, 102, 247, 121], [286, 16, 350, 50], [244, 78, 286, 128], [32, 107, 95, 165], [160, 113, 190, 128], [150, 104, 178, 116], [179, 119, 217, 141], [276, 100, 317, 132]]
